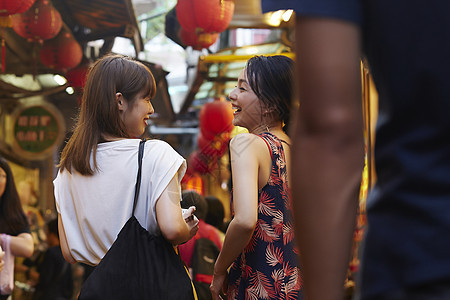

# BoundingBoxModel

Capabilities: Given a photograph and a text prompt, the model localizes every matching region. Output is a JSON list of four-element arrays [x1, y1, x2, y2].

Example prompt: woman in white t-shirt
[[54, 54, 198, 266]]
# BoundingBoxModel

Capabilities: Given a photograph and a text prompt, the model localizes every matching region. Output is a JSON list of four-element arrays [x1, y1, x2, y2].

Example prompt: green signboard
[[14, 106, 61, 154]]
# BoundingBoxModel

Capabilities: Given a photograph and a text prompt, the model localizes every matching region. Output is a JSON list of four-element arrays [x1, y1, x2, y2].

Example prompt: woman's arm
[[156, 172, 199, 245], [58, 215, 76, 264], [211, 134, 260, 298], [8, 232, 33, 258]]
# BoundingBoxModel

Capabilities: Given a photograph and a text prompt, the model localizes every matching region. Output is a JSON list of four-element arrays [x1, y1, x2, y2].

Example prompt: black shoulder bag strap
[[132, 139, 146, 216]]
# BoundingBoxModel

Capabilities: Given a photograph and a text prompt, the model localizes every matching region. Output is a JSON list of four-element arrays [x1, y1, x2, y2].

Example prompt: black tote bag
[[79, 139, 196, 300]]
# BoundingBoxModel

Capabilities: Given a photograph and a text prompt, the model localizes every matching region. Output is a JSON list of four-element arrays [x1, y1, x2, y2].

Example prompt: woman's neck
[[249, 122, 283, 135], [100, 134, 127, 142]]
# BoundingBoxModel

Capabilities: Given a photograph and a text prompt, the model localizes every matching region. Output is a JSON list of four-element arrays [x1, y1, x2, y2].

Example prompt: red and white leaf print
[[266, 244, 283, 267], [285, 265, 301, 300], [272, 210, 284, 235], [270, 169, 283, 186], [243, 263, 253, 280], [259, 192, 277, 216], [283, 222, 295, 245], [249, 271, 276, 299], [276, 156, 286, 171], [255, 219, 278, 243], [244, 234, 258, 253], [245, 287, 259, 300], [271, 269, 284, 294]]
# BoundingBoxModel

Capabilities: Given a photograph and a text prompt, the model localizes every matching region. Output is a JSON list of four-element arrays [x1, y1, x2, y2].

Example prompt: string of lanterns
[[174, 1, 236, 174], [0, 0, 36, 26], [0, 0, 237, 78], [2, 0, 237, 176], [187, 97, 234, 175], [0, 0, 83, 75], [0, 0, 36, 71]]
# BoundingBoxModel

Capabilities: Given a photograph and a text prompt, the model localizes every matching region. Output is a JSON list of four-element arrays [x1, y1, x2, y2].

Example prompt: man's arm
[[291, 16, 365, 300]]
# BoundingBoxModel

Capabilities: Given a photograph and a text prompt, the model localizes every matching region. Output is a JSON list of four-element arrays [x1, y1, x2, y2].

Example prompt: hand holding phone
[[182, 206, 199, 239], [182, 206, 196, 222]]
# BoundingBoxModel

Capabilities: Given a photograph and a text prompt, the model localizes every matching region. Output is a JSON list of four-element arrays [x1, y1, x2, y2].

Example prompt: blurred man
[[263, 1, 450, 299]]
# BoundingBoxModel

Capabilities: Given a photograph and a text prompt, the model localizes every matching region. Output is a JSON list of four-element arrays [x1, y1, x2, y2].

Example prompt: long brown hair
[[59, 54, 156, 175], [0, 157, 29, 235]]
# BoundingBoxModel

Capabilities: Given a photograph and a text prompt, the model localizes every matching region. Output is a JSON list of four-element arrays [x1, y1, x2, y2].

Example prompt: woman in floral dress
[[210, 55, 302, 300]]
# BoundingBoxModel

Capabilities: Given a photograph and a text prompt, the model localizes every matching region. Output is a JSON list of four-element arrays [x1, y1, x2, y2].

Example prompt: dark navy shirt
[[263, 0, 450, 298]]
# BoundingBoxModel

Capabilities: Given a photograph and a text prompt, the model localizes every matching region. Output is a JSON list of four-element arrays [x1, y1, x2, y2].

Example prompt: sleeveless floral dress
[[227, 132, 303, 300]]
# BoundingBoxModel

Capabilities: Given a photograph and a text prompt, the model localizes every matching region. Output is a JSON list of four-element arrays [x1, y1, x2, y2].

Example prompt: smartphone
[[182, 208, 194, 222]]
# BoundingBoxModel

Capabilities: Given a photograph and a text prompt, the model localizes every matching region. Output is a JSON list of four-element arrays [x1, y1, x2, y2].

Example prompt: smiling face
[[118, 90, 154, 138], [229, 69, 264, 131]]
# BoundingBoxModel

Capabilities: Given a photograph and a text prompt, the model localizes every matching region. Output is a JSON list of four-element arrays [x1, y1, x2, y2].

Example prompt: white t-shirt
[[53, 139, 186, 265]]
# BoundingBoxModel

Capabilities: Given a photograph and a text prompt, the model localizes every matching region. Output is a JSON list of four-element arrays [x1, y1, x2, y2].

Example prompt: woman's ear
[[116, 92, 124, 111]]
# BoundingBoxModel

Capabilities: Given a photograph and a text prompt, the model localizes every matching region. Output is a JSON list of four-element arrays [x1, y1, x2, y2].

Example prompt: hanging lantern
[[0, 0, 36, 25], [198, 132, 229, 158], [199, 97, 234, 141], [180, 28, 218, 50], [0, 0, 36, 72], [39, 31, 83, 71], [176, 0, 235, 34], [66, 61, 91, 107], [12, 0, 62, 43], [0, 0, 36, 16], [66, 63, 90, 90]]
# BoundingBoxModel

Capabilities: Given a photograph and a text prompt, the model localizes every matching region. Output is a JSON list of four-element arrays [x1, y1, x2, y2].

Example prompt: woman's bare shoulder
[[230, 133, 266, 152]]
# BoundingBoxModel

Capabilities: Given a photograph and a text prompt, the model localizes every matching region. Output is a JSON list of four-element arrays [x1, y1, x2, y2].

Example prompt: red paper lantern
[[0, 0, 36, 17], [180, 28, 218, 50], [66, 62, 90, 89], [12, 0, 62, 43], [199, 98, 234, 140], [67, 62, 91, 107], [198, 132, 229, 158], [39, 31, 83, 71], [176, 0, 234, 34]]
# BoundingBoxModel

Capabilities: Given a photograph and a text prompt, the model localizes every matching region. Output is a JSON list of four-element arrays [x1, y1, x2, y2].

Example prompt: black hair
[[205, 195, 225, 233], [0, 157, 29, 235], [46, 218, 59, 239], [181, 190, 208, 220], [245, 55, 294, 134]]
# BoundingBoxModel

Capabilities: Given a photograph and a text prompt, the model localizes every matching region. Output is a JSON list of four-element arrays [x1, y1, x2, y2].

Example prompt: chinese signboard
[[13, 105, 64, 159]]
